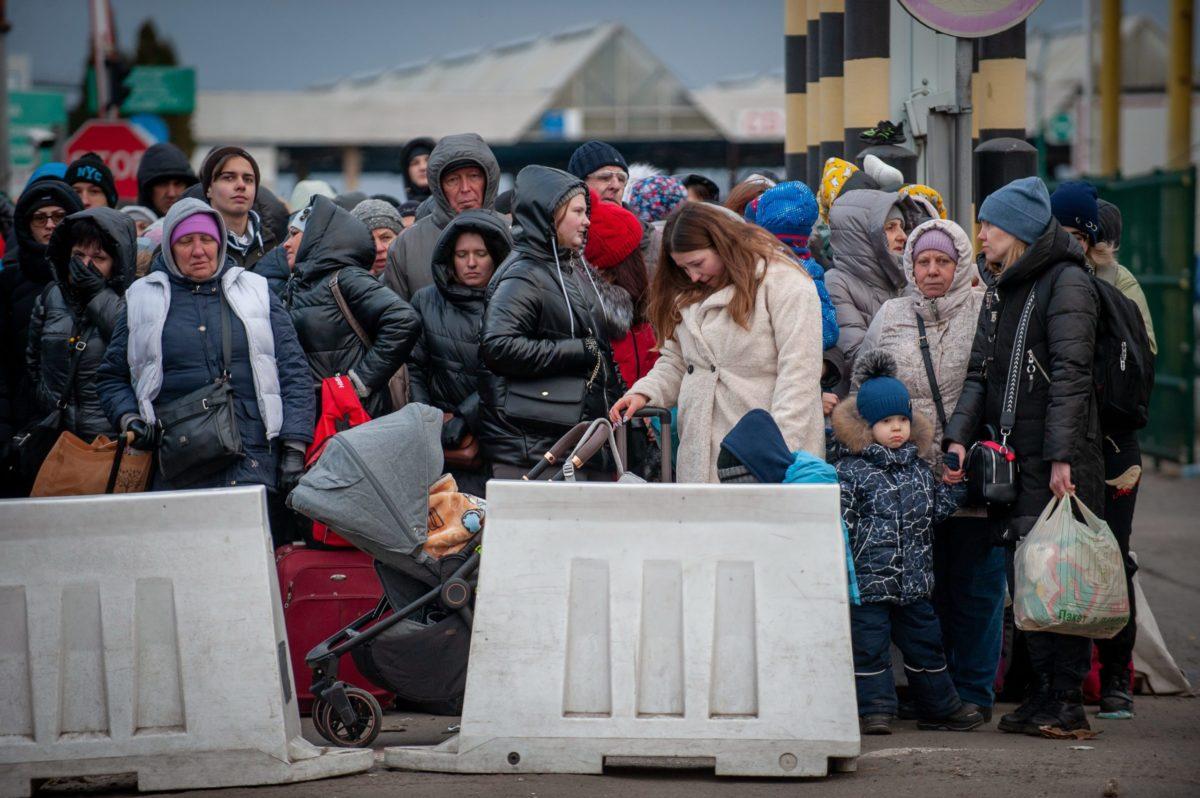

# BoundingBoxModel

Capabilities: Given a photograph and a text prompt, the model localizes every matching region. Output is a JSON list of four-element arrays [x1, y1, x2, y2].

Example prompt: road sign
[[8, 91, 67, 170], [88, 66, 196, 115], [1047, 112, 1075, 146], [64, 120, 155, 200], [899, 0, 1042, 38]]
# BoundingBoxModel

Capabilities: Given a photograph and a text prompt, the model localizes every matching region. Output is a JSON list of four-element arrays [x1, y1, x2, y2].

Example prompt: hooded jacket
[[409, 210, 513, 432], [943, 220, 1104, 541], [26, 208, 137, 441], [136, 143, 198, 211], [478, 166, 624, 469], [826, 189, 929, 365], [1, 180, 84, 427], [97, 198, 314, 491], [382, 133, 503, 301], [284, 196, 420, 418], [400, 137, 436, 203], [860, 219, 985, 465], [830, 400, 963, 604]]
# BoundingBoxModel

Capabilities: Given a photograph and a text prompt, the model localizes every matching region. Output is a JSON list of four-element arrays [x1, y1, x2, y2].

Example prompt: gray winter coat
[[382, 133, 504, 301], [826, 190, 929, 366], [859, 219, 984, 466]]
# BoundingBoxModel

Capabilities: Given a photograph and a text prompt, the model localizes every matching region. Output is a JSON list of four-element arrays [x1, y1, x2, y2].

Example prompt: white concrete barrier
[[385, 481, 859, 777], [0, 487, 373, 796]]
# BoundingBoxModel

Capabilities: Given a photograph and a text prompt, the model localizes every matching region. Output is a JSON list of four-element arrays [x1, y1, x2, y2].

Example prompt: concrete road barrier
[[385, 481, 859, 777], [0, 487, 373, 796]]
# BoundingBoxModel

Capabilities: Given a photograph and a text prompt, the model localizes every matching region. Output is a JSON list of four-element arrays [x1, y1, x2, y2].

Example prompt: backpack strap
[[915, 314, 947, 430]]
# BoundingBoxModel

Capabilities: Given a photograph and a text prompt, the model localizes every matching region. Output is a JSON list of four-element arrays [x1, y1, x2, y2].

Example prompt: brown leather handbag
[[442, 413, 483, 470]]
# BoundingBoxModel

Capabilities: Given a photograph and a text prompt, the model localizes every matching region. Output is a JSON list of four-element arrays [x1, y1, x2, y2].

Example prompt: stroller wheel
[[314, 687, 383, 748]]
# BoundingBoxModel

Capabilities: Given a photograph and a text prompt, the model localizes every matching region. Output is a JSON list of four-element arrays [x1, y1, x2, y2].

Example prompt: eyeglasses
[[590, 171, 628, 185], [30, 211, 67, 228]]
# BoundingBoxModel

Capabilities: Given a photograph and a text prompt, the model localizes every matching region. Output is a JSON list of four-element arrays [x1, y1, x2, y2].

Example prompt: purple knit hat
[[912, 227, 958, 262], [627, 175, 686, 224], [170, 212, 221, 247]]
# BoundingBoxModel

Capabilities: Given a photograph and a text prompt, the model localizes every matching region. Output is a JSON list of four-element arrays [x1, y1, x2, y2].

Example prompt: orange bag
[[31, 431, 153, 497]]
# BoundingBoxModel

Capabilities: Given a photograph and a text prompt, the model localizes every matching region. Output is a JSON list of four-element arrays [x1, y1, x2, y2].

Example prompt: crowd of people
[[0, 132, 1154, 738]]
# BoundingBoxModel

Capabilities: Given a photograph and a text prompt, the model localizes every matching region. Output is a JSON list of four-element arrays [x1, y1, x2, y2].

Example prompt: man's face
[[441, 165, 486, 214], [207, 156, 257, 218], [29, 205, 66, 245], [586, 166, 628, 204], [408, 154, 430, 188], [150, 178, 188, 216], [72, 182, 109, 209]]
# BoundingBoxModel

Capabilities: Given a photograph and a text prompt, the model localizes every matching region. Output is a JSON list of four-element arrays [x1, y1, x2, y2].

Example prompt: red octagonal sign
[[64, 120, 156, 201]]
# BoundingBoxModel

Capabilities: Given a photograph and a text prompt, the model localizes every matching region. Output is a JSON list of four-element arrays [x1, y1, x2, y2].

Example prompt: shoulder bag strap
[[54, 323, 93, 411], [914, 314, 947, 430], [218, 290, 233, 380], [999, 288, 1038, 446], [329, 270, 373, 348]]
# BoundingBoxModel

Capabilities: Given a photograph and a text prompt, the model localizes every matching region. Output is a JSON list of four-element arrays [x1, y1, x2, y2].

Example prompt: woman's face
[[172, 233, 221, 280], [452, 231, 495, 288], [978, 220, 1019, 264], [913, 250, 957, 299], [884, 217, 908, 254], [71, 240, 113, 279], [555, 193, 590, 251], [282, 228, 303, 269], [1063, 225, 1092, 256], [671, 247, 725, 286]]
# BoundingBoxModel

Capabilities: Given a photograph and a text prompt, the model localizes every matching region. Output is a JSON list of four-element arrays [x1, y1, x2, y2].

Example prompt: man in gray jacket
[[382, 133, 503, 301]]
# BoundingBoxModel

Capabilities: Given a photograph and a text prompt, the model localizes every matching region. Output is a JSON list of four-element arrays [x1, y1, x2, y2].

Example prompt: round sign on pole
[[63, 120, 156, 201], [898, 0, 1042, 38]]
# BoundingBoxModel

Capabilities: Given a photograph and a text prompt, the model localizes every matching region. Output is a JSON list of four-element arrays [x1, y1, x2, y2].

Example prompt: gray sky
[[9, 0, 1192, 93]]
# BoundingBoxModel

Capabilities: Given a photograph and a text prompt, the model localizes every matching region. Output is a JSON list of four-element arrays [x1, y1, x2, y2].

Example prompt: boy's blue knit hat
[[755, 181, 819, 238], [978, 176, 1052, 244], [854, 350, 911, 426], [1050, 180, 1102, 244]]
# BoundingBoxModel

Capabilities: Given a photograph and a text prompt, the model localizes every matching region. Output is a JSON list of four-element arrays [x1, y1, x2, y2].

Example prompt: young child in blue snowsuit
[[829, 350, 981, 735]]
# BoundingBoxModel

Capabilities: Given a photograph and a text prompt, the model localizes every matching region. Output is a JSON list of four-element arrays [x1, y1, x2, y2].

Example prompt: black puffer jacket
[[944, 220, 1104, 540], [478, 166, 624, 469], [409, 210, 513, 430], [0, 181, 84, 427], [26, 208, 137, 441], [285, 196, 420, 417]]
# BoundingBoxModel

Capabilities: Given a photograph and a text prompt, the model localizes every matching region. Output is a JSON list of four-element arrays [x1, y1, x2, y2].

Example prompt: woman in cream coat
[[611, 202, 825, 483]]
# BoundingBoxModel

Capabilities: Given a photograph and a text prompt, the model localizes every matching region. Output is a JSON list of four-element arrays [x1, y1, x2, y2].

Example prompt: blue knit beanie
[[853, 350, 912, 426], [567, 140, 628, 180], [1050, 180, 1102, 244], [978, 176, 1052, 244], [755, 181, 819, 237]]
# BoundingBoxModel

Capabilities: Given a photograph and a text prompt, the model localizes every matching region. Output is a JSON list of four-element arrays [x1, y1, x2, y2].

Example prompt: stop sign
[[64, 120, 156, 201]]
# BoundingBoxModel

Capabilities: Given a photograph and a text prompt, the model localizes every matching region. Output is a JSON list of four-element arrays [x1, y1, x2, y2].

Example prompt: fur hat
[[853, 350, 912, 426]]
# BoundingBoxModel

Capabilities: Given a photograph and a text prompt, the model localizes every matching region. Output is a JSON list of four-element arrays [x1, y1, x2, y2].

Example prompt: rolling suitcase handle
[[615, 406, 673, 483]]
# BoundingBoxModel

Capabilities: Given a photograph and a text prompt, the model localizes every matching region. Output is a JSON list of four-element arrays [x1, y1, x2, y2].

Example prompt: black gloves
[[126, 417, 159, 451], [441, 414, 468, 449], [68, 257, 108, 302], [278, 444, 306, 494]]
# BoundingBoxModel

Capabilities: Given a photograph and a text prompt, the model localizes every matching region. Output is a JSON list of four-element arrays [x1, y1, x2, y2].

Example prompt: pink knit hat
[[170, 212, 221, 247], [912, 227, 957, 262]]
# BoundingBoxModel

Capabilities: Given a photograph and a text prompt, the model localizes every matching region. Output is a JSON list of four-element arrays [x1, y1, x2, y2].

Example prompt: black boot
[[918, 703, 985, 732], [859, 714, 894, 735], [997, 676, 1052, 734], [1098, 670, 1134, 719], [1026, 689, 1091, 735]]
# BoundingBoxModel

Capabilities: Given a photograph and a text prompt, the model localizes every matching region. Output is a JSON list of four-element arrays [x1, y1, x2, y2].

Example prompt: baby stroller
[[287, 403, 483, 747]]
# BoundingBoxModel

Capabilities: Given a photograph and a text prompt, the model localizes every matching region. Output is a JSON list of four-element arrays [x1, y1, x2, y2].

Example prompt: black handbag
[[503, 374, 587, 429], [965, 288, 1038, 507], [11, 323, 92, 480], [154, 293, 243, 484]]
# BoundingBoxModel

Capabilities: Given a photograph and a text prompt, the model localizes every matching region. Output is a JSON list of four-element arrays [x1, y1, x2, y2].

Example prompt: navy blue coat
[[830, 402, 963, 604], [97, 257, 314, 491]]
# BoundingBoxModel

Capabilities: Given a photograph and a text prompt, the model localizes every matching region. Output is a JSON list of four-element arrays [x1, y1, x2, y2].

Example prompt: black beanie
[[65, 152, 118, 207], [200, 145, 261, 195], [567, 140, 628, 180]]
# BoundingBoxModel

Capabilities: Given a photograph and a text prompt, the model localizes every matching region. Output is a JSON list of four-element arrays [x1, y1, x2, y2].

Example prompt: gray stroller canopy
[[288, 403, 444, 571]]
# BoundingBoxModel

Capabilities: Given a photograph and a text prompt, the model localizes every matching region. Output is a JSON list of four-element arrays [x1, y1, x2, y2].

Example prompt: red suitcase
[[275, 544, 394, 713]]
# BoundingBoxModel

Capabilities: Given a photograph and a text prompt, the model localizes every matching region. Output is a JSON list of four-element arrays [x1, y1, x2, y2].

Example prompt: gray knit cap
[[351, 198, 404, 234]]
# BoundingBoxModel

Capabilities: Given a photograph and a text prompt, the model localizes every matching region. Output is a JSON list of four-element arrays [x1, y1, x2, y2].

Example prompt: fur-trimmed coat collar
[[830, 397, 935, 461]]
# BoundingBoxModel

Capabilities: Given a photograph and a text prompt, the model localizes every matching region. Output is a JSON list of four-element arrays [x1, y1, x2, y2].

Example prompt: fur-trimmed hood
[[831, 396, 935, 461], [575, 259, 634, 340]]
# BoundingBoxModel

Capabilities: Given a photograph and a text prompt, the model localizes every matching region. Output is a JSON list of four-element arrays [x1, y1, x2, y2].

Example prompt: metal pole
[[1099, 0, 1122, 176], [785, 0, 808, 181], [952, 37, 974, 227], [818, 0, 845, 168], [1166, 0, 1194, 170], [0, 0, 11, 195], [1080, 0, 1094, 174], [90, 0, 110, 115]]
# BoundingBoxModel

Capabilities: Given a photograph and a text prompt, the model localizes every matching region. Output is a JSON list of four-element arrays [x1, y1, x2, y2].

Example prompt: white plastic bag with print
[[1014, 493, 1130, 638]]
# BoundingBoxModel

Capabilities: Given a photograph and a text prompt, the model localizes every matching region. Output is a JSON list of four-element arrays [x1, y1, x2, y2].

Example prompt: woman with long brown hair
[[610, 201, 825, 483]]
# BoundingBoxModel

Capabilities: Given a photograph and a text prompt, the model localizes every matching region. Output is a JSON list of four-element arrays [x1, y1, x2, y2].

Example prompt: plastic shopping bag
[[1014, 493, 1130, 638]]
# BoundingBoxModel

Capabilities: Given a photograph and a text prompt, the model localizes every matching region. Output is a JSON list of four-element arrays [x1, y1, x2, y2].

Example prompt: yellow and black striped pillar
[[975, 22, 1027, 144], [805, 0, 822, 187], [785, 0, 808, 181], [818, 0, 845, 169], [842, 0, 889, 163]]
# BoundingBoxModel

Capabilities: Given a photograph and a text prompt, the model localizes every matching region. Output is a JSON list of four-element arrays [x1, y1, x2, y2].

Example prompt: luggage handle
[[614, 406, 673, 483]]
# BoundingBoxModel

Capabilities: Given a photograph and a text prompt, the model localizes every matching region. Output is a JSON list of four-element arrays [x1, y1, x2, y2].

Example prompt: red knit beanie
[[584, 190, 643, 269]]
